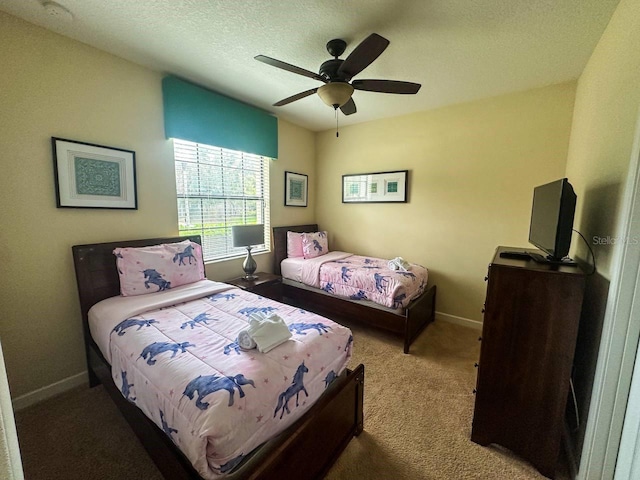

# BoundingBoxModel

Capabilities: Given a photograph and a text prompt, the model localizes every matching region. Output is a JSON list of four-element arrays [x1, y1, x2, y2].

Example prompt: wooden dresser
[[471, 246, 585, 479]]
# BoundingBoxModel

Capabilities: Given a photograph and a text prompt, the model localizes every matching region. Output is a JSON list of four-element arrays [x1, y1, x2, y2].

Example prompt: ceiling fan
[[255, 33, 421, 116]]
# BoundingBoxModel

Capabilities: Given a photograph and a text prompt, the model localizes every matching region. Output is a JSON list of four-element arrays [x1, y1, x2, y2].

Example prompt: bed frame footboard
[[241, 363, 364, 479], [91, 341, 364, 480], [404, 284, 437, 354]]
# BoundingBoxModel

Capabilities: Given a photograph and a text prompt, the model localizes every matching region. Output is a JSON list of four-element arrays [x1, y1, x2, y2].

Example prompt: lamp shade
[[317, 82, 354, 108], [232, 224, 265, 247]]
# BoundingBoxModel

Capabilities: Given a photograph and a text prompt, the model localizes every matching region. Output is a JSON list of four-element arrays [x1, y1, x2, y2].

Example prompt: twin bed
[[273, 225, 437, 354], [73, 235, 364, 480], [72, 227, 435, 479]]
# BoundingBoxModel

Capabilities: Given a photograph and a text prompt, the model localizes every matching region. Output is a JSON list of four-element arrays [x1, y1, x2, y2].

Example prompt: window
[[173, 139, 270, 262]]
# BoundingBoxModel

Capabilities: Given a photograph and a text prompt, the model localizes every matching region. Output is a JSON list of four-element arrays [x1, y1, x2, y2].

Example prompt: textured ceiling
[[0, 0, 620, 132]]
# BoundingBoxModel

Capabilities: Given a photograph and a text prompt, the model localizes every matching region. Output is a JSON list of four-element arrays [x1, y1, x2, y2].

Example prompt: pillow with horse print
[[114, 240, 205, 296], [301, 231, 329, 259]]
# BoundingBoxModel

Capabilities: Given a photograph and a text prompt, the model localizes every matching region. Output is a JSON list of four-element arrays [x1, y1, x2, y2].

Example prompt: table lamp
[[231, 224, 265, 280]]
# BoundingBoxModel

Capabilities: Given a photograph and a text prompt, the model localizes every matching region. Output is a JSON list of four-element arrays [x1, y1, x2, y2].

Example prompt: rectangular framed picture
[[52, 137, 137, 209], [342, 170, 408, 203], [285, 171, 308, 207]]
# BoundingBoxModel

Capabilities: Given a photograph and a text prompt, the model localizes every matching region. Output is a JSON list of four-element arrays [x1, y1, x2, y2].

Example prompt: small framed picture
[[52, 137, 137, 209], [342, 170, 408, 203], [285, 171, 308, 207]]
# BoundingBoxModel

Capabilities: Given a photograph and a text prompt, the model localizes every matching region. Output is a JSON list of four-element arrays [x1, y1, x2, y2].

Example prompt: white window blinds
[[173, 139, 270, 262]]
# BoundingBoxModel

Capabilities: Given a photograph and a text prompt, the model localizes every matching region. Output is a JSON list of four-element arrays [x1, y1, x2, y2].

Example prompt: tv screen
[[528, 178, 576, 260]]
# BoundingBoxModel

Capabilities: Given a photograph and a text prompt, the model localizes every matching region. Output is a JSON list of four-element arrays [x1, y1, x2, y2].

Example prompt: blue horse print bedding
[[88, 280, 352, 479], [289, 250, 429, 308]]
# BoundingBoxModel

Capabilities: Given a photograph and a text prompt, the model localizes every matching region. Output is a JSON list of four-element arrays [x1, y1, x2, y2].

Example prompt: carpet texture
[[15, 320, 569, 479]]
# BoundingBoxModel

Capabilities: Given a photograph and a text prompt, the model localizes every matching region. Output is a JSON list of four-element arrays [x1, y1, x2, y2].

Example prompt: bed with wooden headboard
[[72, 235, 364, 480], [273, 224, 437, 354]]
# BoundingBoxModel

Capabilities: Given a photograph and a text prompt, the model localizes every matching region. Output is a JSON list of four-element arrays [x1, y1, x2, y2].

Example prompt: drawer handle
[[474, 363, 479, 368], [484, 276, 489, 282], [478, 336, 482, 342], [473, 389, 477, 394]]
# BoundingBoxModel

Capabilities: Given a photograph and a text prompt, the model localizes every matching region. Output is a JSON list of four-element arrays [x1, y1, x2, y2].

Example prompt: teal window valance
[[162, 76, 278, 159]]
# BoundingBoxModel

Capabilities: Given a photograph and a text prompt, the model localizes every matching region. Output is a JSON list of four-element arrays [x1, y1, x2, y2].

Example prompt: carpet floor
[[14, 320, 570, 479]]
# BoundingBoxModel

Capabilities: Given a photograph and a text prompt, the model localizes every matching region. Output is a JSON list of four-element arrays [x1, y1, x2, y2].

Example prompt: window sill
[[204, 249, 271, 266]]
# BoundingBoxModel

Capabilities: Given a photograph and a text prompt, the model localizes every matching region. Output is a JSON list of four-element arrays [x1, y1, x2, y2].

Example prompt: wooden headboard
[[272, 224, 318, 276], [71, 235, 201, 365]]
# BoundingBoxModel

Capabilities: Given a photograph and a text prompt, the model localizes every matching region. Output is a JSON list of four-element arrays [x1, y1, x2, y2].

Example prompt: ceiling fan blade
[[340, 97, 357, 115], [337, 33, 390, 80], [352, 79, 421, 94], [255, 55, 326, 83], [273, 88, 319, 107]]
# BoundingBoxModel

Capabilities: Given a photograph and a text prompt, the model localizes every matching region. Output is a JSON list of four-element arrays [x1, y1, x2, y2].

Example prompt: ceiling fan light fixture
[[317, 82, 354, 108], [257, 33, 421, 116]]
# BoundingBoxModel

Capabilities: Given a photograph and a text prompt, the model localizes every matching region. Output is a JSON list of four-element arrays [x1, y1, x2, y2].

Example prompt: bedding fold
[[299, 251, 352, 287], [89, 279, 232, 363]]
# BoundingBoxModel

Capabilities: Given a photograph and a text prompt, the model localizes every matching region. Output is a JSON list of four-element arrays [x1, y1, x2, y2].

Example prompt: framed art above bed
[[342, 170, 408, 203], [284, 171, 308, 207], [52, 137, 137, 209]]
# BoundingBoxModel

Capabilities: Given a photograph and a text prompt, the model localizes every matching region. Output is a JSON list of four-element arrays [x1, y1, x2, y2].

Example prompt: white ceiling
[[0, 0, 620, 132]]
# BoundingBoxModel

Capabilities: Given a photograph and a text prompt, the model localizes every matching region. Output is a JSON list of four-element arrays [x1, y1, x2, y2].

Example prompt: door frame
[[578, 106, 640, 479]]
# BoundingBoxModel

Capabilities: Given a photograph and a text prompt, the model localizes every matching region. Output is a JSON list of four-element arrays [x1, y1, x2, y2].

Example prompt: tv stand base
[[528, 252, 577, 266]]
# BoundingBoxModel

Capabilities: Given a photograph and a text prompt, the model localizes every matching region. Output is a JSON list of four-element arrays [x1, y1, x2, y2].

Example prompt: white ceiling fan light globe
[[317, 82, 354, 108]]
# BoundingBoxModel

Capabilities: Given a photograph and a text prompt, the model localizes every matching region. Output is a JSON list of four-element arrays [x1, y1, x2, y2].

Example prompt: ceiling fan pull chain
[[335, 107, 339, 138]]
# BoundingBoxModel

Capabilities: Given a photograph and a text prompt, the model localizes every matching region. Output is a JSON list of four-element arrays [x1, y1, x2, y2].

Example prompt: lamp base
[[241, 274, 259, 281], [242, 246, 257, 280]]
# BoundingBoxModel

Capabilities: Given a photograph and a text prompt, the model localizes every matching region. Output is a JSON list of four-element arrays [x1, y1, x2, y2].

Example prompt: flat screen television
[[528, 178, 576, 262]]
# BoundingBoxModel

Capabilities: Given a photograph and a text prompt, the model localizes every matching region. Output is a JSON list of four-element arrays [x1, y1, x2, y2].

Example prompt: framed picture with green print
[[52, 137, 137, 209], [284, 171, 308, 207]]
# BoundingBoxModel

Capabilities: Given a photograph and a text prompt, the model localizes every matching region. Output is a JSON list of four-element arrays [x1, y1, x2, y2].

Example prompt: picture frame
[[342, 170, 408, 203], [284, 171, 308, 207], [52, 137, 137, 209]]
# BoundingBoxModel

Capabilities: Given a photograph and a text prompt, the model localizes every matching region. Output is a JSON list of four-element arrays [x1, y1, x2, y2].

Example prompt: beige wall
[[0, 12, 315, 398], [316, 83, 576, 322], [565, 0, 640, 278]]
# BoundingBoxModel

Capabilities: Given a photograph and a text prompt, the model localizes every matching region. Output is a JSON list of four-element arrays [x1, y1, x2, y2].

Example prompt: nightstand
[[226, 272, 283, 302]]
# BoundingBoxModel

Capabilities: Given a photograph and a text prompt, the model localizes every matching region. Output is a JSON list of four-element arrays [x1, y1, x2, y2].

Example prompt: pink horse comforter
[[298, 251, 428, 308], [88, 280, 352, 478]]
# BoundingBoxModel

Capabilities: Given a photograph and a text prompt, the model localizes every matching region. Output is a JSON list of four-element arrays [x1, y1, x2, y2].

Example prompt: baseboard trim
[[12, 371, 87, 411], [436, 311, 483, 330]]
